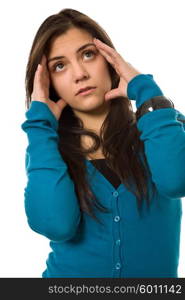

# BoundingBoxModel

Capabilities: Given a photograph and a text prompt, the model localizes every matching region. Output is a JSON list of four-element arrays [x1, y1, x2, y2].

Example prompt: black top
[[89, 158, 121, 189]]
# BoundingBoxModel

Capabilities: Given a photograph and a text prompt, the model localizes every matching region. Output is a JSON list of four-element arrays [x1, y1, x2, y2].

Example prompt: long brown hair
[[24, 8, 184, 225]]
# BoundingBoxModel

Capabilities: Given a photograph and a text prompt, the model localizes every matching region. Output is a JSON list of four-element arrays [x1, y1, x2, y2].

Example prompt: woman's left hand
[[93, 38, 141, 101]]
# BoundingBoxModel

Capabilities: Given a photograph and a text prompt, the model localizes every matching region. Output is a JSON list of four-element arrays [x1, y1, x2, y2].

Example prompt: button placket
[[111, 190, 122, 277]]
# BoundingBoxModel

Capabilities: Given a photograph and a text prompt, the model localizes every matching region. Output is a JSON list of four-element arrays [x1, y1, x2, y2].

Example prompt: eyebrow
[[47, 43, 96, 65]]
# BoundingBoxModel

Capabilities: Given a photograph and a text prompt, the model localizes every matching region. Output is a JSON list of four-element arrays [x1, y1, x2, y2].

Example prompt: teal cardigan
[[21, 74, 185, 278]]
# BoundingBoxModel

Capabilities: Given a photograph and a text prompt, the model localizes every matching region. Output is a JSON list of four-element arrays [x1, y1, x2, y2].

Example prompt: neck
[[73, 101, 111, 135]]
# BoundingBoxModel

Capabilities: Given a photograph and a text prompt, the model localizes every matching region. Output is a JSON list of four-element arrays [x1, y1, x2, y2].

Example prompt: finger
[[96, 43, 125, 70], [40, 55, 48, 71], [97, 47, 114, 65], [33, 65, 40, 86], [34, 64, 45, 86], [98, 48, 122, 76], [35, 64, 42, 78], [94, 39, 141, 79], [36, 64, 41, 72], [40, 54, 47, 64], [38, 57, 49, 79], [32, 65, 41, 94], [94, 38, 117, 58]]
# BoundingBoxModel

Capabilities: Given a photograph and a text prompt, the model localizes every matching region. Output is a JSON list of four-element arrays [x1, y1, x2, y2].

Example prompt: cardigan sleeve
[[127, 74, 185, 199], [21, 101, 81, 242]]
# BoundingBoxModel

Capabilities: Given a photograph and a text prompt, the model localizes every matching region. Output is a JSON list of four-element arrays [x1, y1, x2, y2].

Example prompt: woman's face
[[47, 27, 112, 114]]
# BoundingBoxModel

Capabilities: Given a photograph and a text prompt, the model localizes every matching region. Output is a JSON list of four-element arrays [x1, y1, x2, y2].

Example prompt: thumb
[[56, 98, 68, 111], [105, 88, 122, 101]]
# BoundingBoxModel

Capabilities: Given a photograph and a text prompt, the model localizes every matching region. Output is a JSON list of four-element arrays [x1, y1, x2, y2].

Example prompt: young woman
[[21, 8, 185, 278]]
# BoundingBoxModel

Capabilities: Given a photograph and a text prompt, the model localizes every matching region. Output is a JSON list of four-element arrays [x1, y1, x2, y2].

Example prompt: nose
[[72, 61, 89, 83]]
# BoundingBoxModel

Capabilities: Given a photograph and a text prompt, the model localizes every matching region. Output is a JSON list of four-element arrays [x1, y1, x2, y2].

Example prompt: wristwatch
[[136, 96, 174, 121]]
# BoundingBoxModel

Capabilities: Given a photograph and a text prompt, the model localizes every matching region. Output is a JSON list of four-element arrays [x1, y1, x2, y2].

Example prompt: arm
[[21, 101, 81, 242], [92, 40, 185, 199], [127, 74, 185, 199]]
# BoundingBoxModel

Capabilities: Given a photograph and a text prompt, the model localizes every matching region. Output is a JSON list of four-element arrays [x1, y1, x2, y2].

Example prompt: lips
[[76, 86, 96, 95]]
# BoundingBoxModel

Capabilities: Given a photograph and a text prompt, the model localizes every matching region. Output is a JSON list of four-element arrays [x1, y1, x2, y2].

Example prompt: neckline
[[85, 158, 123, 192]]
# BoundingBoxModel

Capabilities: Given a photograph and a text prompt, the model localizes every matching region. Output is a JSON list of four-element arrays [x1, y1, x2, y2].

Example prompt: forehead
[[49, 28, 93, 54]]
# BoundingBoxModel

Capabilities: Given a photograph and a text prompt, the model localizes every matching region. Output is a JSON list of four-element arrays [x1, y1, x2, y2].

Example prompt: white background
[[0, 0, 184, 277]]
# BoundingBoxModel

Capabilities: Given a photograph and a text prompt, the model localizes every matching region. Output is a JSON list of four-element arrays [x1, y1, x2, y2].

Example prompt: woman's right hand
[[31, 54, 68, 121]]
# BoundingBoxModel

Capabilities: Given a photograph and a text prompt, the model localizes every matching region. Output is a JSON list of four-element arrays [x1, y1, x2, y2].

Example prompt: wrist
[[127, 74, 164, 109], [136, 96, 174, 122]]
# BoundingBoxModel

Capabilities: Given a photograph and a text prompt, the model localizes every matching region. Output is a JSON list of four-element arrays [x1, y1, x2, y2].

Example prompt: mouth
[[77, 87, 96, 96]]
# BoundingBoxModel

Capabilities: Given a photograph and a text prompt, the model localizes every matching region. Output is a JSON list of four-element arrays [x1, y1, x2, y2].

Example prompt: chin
[[71, 93, 109, 112], [82, 97, 106, 109]]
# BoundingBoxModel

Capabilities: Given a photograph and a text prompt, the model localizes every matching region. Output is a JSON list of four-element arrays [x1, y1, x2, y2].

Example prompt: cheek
[[98, 58, 111, 84], [51, 76, 70, 97], [100, 66, 112, 90]]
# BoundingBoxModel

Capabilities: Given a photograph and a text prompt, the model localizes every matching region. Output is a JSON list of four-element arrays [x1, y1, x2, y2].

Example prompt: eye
[[52, 50, 97, 73], [53, 62, 64, 72], [83, 50, 96, 59]]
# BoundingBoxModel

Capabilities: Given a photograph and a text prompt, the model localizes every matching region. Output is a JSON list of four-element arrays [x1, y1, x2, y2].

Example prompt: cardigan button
[[114, 216, 120, 222], [116, 239, 121, 245], [113, 191, 119, 197], [115, 262, 121, 270]]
